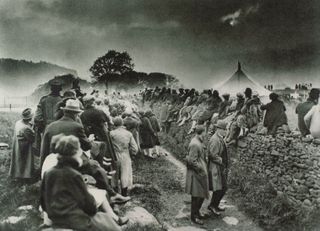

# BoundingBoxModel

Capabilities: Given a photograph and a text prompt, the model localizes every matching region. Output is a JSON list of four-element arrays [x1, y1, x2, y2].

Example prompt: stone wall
[[149, 101, 320, 230]]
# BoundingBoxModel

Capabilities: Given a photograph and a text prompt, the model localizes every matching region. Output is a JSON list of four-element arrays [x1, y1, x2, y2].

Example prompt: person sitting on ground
[[110, 117, 138, 197], [296, 88, 320, 137], [304, 94, 320, 139], [40, 135, 122, 231], [9, 108, 35, 183], [261, 93, 290, 135]]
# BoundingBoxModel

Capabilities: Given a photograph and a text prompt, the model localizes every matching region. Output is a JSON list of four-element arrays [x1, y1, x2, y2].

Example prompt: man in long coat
[[33, 79, 63, 156], [185, 125, 209, 225], [208, 120, 228, 216]]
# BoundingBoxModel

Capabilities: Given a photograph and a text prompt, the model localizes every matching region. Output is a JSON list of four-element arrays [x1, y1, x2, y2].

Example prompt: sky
[[0, 0, 320, 89]]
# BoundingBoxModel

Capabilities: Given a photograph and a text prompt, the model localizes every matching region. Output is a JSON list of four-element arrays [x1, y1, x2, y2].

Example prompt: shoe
[[208, 206, 221, 216], [197, 213, 209, 219], [117, 216, 129, 226], [110, 194, 131, 204], [191, 217, 204, 225]]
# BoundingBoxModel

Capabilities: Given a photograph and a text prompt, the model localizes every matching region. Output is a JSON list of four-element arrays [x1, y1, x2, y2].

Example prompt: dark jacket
[[34, 93, 62, 132], [139, 116, 156, 149], [80, 106, 111, 141], [40, 115, 92, 166], [261, 99, 287, 134], [148, 114, 161, 145], [41, 158, 97, 230]]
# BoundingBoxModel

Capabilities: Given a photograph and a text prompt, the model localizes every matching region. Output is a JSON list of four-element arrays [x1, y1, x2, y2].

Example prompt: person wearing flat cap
[[185, 124, 209, 225], [9, 108, 35, 182], [207, 120, 229, 216]]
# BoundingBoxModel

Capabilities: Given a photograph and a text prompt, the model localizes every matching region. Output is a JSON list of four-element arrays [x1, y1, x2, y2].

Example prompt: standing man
[[34, 79, 63, 156], [34, 79, 63, 132], [208, 120, 228, 216], [296, 88, 320, 137], [40, 99, 92, 166], [185, 125, 209, 225]]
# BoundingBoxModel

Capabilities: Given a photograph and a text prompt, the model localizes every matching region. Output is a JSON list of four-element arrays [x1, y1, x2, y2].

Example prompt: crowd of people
[[8, 78, 320, 228], [9, 79, 162, 231], [141, 86, 320, 224]]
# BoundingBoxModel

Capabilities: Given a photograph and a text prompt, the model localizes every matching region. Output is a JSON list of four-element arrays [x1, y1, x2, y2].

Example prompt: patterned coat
[[185, 136, 209, 198], [9, 120, 35, 179]]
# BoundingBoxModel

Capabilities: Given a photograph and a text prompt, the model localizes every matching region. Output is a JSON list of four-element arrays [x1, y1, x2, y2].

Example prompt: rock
[[17, 205, 33, 211], [238, 140, 247, 148], [3, 215, 26, 224], [168, 226, 207, 231], [223, 216, 239, 226], [313, 139, 320, 145], [302, 137, 313, 143], [303, 199, 312, 207], [124, 206, 160, 228]]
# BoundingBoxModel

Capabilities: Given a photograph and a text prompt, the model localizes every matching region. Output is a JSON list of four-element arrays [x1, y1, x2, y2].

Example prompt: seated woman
[[40, 135, 124, 231]]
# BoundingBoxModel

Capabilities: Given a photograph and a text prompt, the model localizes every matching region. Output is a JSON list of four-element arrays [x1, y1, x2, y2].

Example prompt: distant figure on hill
[[296, 88, 320, 137], [9, 108, 35, 183]]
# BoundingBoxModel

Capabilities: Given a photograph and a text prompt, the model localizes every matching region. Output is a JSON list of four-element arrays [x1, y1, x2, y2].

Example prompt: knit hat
[[55, 135, 80, 157]]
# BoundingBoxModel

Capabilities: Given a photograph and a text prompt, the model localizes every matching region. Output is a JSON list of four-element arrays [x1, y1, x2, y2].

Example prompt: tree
[[89, 50, 134, 87]]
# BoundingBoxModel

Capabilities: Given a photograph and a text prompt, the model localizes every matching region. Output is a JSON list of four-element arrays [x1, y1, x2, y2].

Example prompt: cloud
[[0, 0, 319, 89], [221, 3, 259, 27]]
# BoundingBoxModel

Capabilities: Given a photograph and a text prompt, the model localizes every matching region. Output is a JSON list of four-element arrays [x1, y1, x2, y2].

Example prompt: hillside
[[0, 58, 77, 97]]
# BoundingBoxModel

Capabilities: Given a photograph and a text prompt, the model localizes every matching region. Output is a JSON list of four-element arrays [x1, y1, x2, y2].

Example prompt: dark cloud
[[0, 0, 319, 89]]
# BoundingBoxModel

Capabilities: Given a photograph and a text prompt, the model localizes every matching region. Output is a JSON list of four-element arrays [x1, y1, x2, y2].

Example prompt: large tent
[[216, 62, 271, 96]]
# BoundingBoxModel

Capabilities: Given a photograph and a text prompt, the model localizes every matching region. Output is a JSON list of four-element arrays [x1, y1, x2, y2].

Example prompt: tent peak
[[238, 61, 241, 71]]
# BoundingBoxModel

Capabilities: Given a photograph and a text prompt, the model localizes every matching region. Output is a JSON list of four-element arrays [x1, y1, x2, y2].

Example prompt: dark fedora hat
[[21, 108, 33, 120]]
